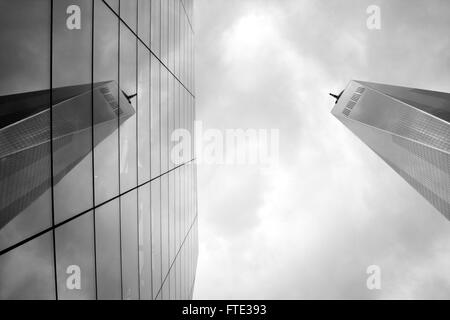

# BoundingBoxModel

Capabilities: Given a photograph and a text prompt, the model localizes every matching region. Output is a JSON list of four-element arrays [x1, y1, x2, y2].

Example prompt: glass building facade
[[332, 80, 450, 220], [0, 0, 198, 300]]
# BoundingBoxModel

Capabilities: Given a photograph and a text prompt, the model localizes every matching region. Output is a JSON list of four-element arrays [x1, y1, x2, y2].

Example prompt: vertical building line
[[118, 0, 124, 301], [91, 0, 98, 300], [136, 1, 141, 301], [149, 0, 154, 300], [49, 0, 59, 300], [158, 0, 163, 299]]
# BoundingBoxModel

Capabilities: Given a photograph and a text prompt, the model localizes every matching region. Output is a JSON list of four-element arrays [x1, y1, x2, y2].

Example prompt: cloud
[[194, 0, 450, 299]]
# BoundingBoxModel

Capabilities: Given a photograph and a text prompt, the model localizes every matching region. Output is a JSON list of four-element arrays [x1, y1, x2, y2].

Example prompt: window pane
[[169, 265, 175, 300], [138, 184, 152, 299], [168, 0, 175, 71], [151, 179, 161, 298], [104, 0, 119, 13], [160, 0, 168, 65], [180, 243, 185, 299], [55, 212, 96, 300], [138, 43, 151, 184], [180, 12, 185, 84], [0, 232, 55, 299], [175, 165, 180, 253], [174, 0, 180, 77], [121, 189, 139, 300], [95, 199, 121, 300], [151, 56, 161, 178], [0, 0, 52, 252], [93, 0, 120, 205], [138, 0, 151, 47], [160, 67, 168, 174], [181, 164, 186, 239], [162, 275, 169, 300], [52, 0, 93, 223], [168, 75, 175, 169], [119, 23, 137, 193], [175, 251, 181, 300], [151, 0, 161, 57], [169, 171, 175, 264], [161, 174, 169, 281], [120, 0, 137, 32]]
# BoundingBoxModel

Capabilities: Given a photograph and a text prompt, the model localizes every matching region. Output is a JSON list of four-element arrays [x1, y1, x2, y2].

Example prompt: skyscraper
[[331, 80, 450, 220], [0, 0, 198, 300]]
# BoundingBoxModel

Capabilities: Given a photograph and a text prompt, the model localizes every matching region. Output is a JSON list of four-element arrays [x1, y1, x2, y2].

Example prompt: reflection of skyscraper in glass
[[0, 0, 197, 300], [331, 80, 450, 220], [0, 81, 134, 230]]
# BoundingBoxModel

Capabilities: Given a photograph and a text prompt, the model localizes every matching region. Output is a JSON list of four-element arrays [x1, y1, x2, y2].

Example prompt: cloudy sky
[[192, 0, 450, 299]]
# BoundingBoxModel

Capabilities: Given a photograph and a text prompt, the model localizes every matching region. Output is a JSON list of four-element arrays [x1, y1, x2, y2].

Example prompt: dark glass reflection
[[93, 0, 120, 205], [0, 231, 55, 299], [55, 212, 96, 300], [0, 0, 52, 252], [52, 0, 93, 223], [0, 81, 133, 250], [121, 189, 139, 300], [95, 199, 121, 300], [0, 0, 198, 301]]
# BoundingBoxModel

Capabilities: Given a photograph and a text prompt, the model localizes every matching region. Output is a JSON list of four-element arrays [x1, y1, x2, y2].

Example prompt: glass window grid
[[0, 0, 197, 300]]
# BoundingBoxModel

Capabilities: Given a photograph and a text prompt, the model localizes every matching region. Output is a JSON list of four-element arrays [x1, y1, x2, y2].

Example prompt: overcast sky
[[192, 0, 450, 299]]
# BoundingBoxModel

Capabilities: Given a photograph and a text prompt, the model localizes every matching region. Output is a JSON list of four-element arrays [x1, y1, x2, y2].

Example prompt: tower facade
[[331, 80, 450, 220], [0, 0, 198, 300]]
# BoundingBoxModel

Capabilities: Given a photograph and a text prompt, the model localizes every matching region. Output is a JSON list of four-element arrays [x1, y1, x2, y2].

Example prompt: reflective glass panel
[[150, 0, 161, 57], [161, 174, 169, 280], [160, 67, 169, 174], [138, 184, 152, 299], [93, 0, 120, 205], [138, 43, 151, 184], [0, 231, 55, 300], [104, 0, 119, 13], [138, 0, 151, 47], [151, 179, 161, 298], [119, 23, 138, 193], [151, 56, 161, 178], [121, 189, 139, 300], [52, 0, 93, 223], [120, 0, 137, 32], [0, 0, 52, 252], [55, 212, 96, 300], [95, 199, 121, 300]]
